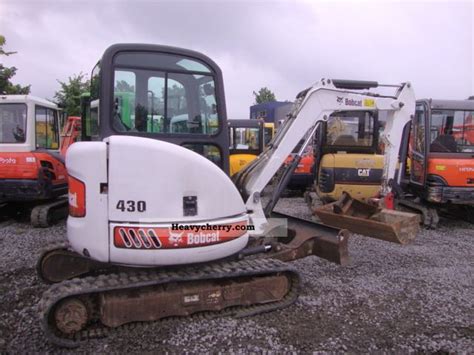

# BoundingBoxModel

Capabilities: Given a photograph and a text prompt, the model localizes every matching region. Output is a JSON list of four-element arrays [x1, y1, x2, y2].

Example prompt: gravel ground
[[0, 197, 473, 353]]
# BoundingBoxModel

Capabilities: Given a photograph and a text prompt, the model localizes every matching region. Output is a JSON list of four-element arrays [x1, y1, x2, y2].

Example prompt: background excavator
[[59, 116, 81, 157], [285, 110, 384, 198], [228, 119, 266, 176], [306, 99, 474, 229], [395, 99, 474, 227], [0, 95, 74, 226], [282, 136, 316, 193], [312, 111, 385, 202], [36, 43, 419, 347]]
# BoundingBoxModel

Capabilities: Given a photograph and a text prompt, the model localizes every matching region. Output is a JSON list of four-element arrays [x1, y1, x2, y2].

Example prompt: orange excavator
[[284, 140, 316, 193], [0, 95, 80, 226], [395, 99, 474, 226]]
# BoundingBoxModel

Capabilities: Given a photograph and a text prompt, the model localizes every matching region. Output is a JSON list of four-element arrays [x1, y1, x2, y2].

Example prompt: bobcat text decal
[[345, 98, 362, 107]]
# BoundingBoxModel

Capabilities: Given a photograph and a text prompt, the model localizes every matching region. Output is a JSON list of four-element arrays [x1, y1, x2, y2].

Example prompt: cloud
[[0, 0, 472, 118]]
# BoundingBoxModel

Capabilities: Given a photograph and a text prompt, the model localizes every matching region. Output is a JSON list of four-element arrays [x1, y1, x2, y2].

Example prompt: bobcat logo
[[168, 229, 184, 246], [69, 192, 78, 208], [0, 157, 16, 164], [336, 96, 344, 104]]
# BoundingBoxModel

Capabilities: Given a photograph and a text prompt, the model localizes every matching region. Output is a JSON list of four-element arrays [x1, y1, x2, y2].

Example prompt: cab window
[[264, 126, 273, 146], [112, 52, 219, 135], [0, 103, 27, 143], [183, 143, 222, 167], [325, 111, 375, 147], [413, 104, 426, 154], [35, 106, 59, 149], [86, 63, 101, 140], [430, 110, 474, 153], [229, 127, 260, 151]]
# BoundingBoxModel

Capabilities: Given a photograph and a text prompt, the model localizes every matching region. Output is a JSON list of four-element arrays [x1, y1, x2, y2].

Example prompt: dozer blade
[[313, 193, 420, 244], [37, 242, 112, 283]]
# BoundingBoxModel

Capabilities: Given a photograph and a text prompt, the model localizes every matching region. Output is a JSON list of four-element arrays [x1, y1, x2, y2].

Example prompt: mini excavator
[[0, 95, 70, 226], [395, 99, 474, 227], [37, 43, 418, 347]]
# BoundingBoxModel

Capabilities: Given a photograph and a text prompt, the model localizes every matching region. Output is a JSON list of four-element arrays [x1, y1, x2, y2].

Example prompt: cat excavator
[[36, 43, 418, 347]]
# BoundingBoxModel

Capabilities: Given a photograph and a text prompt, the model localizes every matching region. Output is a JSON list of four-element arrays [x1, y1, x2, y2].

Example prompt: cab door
[[34, 105, 61, 152], [409, 101, 429, 188]]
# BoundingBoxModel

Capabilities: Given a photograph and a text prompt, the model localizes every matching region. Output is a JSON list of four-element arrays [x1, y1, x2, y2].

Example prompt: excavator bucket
[[312, 193, 420, 244]]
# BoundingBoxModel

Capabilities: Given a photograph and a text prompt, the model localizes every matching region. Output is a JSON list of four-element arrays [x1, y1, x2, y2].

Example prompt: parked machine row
[[0, 43, 472, 348], [31, 43, 427, 347], [303, 98, 474, 228]]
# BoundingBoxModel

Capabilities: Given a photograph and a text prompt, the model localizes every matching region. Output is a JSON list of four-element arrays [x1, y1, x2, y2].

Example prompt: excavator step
[[38, 258, 300, 348]]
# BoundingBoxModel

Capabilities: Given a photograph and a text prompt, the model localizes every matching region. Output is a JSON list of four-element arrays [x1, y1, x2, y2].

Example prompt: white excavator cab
[[0, 95, 61, 153]]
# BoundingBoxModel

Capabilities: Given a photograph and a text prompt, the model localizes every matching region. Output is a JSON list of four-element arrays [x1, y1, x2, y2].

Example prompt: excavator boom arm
[[235, 79, 415, 235]]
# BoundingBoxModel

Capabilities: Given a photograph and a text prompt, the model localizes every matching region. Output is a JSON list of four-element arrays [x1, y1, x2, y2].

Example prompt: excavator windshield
[[430, 109, 474, 153], [0, 103, 27, 143], [325, 111, 376, 148], [230, 127, 260, 151], [111, 52, 219, 135]]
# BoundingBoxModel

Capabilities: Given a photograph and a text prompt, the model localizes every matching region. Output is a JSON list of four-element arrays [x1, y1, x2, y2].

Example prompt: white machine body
[[67, 136, 248, 266]]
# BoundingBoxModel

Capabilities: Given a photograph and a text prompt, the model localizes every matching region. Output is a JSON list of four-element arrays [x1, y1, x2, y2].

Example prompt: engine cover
[[107, 136, 245, 222], [67, 136, 249, 266]]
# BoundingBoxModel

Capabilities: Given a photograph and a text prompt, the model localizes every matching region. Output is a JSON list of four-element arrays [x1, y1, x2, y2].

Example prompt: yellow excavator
[[228, 119, 265, 175], [312, 110, 385, 202]]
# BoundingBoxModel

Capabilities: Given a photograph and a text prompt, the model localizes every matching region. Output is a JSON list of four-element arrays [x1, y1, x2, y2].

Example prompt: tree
[[0, 35, 31, 94], [54, 72, 90, 116], [115, 80, 135, 93], [253, 87, 276, 104]]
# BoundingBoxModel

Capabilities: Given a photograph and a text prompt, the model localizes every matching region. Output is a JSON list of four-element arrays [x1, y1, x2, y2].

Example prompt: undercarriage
[[39, 258, 300, 348], [37, 212, 348, 347], [3, 197, 68, 227]]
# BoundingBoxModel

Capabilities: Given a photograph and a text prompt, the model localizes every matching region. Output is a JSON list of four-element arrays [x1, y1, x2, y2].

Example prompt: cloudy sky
[[1, 0, 473, 118]]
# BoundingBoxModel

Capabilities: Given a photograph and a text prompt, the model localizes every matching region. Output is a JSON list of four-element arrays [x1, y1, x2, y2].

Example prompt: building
[[250, 101, 293, 127]]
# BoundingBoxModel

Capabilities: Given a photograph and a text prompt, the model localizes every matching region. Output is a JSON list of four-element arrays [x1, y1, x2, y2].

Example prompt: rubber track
[[31, 198, 68, 228], [38, 258, 300, 348]]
